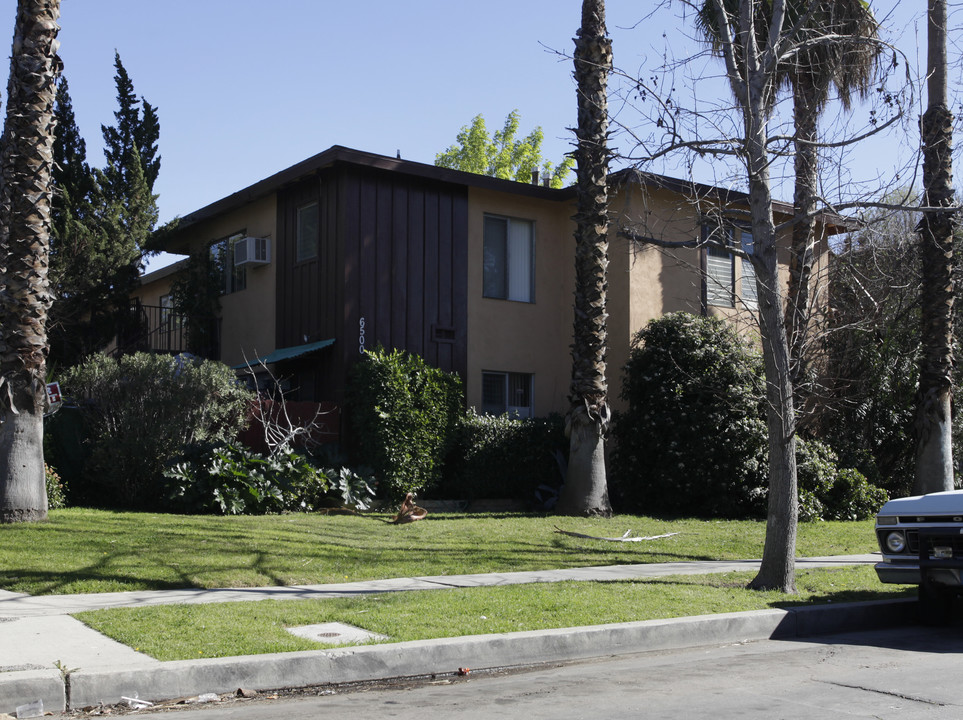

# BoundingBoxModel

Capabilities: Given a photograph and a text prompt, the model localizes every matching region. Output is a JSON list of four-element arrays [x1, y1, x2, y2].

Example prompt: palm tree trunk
[[556, 0, 613, 517], [0, 0, 62, 523], [913, 0, 955, 496]]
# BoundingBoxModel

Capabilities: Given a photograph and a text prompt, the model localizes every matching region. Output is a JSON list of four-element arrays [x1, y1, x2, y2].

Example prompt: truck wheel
[[918, 579, 953, 626]]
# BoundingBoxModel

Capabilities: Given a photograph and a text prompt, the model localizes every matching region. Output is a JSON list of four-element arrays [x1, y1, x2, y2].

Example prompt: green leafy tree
[[49, 77, 140, 365], [435, 110, 574, 188], [61, 352, 253, 509], [611, 313, 769, 518], [47, 54, 160, 367], [611, 313, 888, 520], [98, 53, 159, 258], [101, 51, 160, 195], [170, 245, 222, 357]]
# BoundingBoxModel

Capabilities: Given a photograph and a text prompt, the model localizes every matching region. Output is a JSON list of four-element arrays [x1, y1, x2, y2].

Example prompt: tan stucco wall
[[152, 194, 278, 366], [463, 182, 818, 418], [133, 261, 183, 307], [465, 188, 576, 416], [607, 184, 710, 402]]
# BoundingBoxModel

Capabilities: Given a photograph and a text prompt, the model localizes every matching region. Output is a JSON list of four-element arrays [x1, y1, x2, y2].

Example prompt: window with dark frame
[[481, 371, 533, 418], [483, 214, 534, 303], [159, 293, 173, 334], [211, 232, 247, 295], [296, 201, 319, 262]]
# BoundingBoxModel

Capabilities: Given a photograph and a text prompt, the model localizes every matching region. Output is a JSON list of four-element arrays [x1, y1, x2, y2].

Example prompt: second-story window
[[705, 225, 734, 308], [740, 229, 757, 309], [212, 232, 246, 294], [483, 214, 534, 303], [296, 201, 319, 262]]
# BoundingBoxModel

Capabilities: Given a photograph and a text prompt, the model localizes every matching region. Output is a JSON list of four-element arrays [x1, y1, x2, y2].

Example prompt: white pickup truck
[[875, 490, 963, 621]]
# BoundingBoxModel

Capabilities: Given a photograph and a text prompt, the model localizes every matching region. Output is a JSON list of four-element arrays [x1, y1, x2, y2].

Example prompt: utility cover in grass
[[286, 622, 388, 645]]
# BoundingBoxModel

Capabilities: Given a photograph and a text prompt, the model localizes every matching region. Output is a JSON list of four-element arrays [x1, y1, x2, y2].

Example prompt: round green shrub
[[610, 313, 770, 518], [61, 352, 253, 509]]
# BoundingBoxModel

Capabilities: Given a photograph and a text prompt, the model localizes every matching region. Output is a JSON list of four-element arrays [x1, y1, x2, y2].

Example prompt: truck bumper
[[875, 562, 920, 585]]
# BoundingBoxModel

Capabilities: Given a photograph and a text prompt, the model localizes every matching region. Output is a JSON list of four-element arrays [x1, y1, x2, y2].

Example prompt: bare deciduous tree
[[614, 0, 899, 591]]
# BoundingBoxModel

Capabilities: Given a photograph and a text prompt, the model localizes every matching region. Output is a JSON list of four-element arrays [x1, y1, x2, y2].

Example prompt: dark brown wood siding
[[276, 163, 468, 403]]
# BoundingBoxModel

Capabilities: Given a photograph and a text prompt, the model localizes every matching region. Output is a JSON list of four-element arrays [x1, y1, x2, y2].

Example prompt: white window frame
[[739, 228, 758, 309], [483, 214, 535, 303], [704, 225, 734, 308]]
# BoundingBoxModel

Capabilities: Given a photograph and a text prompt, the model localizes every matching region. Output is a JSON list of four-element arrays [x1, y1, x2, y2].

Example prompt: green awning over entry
[[232, 338, 335, 369]]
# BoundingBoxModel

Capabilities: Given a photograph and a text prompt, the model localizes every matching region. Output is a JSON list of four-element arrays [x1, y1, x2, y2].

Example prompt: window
[[296, 201, 319, 262], [159, 293, 172, 334], [705, 225, 734, 308], [483, 215, 534, 302], [212, 232, 246, 294], [482, 371, 533, 418], [740, 229, 757, 309]]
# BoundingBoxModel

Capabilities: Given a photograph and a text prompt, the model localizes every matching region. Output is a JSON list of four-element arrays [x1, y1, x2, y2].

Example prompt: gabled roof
[[612, 168, 854, 235], [157, 145, 853, 252], [161, 145, 576, 251]]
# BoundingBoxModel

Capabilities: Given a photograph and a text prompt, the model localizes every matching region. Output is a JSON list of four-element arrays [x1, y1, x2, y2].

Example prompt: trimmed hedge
[[435, 412, 567, 507], [346, 347, 463, 501]]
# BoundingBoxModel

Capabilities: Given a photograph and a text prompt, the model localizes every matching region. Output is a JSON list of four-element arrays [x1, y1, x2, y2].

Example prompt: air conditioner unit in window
[[234, 236, 271, 266]]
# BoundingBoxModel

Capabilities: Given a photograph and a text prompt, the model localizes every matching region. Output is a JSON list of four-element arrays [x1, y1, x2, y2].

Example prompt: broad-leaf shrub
[[436, 412, 567, 505], [610, 313, 769, 518], [346, 347, 463, 501], [797, 438, 888, 521], [610, 313, 887, 520], [163, 443, 375, 515], [61, 353, 252, 508]]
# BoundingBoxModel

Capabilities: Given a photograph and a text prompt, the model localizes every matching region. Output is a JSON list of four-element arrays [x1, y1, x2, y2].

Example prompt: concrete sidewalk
[[0, 554, 913, 714]]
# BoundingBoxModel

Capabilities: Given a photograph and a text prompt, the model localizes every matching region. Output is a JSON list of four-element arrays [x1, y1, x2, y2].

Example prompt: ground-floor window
[[482, 371, 533, 418]]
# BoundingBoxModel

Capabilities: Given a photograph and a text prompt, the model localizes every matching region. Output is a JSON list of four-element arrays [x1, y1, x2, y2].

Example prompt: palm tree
[[0, 0, 63, 523], [913, 0, 955, 495], [555, 0, 613, 517], [698, 1, 880, 386]]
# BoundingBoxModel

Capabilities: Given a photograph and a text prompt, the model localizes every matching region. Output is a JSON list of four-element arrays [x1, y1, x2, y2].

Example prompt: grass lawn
[[0, 508, 879, 595], [75, 566, 912, 661], [0, 509, 903, 661]]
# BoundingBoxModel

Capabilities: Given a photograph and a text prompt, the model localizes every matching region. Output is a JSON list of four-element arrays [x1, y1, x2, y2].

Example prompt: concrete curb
[[1, 598, 915, 712]]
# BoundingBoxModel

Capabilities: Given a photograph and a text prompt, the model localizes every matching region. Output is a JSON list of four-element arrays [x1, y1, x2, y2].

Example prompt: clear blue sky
[[0, 1, 940, 271]]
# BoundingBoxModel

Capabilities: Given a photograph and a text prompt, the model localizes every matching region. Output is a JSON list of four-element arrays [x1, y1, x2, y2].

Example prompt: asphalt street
[[135, 624, 963, 720]]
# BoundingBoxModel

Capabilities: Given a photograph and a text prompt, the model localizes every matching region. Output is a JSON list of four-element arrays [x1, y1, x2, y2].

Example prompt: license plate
[[933, 546, 953, 559]]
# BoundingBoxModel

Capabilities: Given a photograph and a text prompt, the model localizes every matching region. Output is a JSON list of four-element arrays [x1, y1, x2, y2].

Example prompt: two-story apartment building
[[134, 145, 842, 419]]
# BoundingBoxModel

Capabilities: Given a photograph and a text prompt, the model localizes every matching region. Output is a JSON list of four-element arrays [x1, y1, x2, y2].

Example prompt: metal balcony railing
[[116, 302, 220, 360]]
